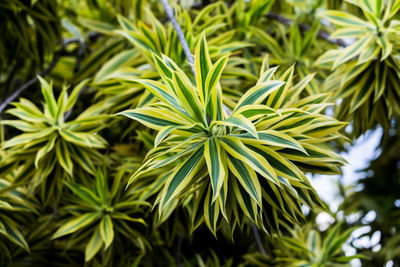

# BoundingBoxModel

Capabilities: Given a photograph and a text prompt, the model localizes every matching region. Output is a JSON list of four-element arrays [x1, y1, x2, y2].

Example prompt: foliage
[[0, 0, 399, 266], [316, 0, 400, 136], [0, 0, 62, 95], [244, 223, 365, 266], [120, 36, 346, 235]]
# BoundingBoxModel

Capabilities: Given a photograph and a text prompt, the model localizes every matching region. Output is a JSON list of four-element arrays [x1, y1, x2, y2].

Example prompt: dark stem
[[159, 0, 233, 116], [0, 32, 101, 115], [192, 1, 348, 47], [160, 0, 196, 76], [175, 235, 184, 267], [251, 222, 267, 256], [0, 50, 64, 114], [266, 12, 347, 47]]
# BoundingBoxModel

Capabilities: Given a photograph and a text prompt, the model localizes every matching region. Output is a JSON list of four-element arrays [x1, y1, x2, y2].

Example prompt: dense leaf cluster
[[0, 0, 399, 266]]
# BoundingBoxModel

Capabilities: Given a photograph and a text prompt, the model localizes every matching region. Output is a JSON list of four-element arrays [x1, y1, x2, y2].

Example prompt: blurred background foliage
[[0, 0, 399, 266]]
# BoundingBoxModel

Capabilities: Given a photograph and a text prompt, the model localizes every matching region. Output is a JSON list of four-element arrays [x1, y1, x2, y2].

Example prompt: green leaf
[[52, 212, 100, 239], [94, 49, 138, 83], [233, 105, 276, 120], [38, 76, 57, 119], [0, 216, 29, 252], [3, 128, 54, 149], [119, 107, 187, 130], [35, 134, 57, 167], [100, 215, 114, 249], [231, 178, 258, 223], [135, 79, 190, 119], [374, 62, 387, 102], [333, 35, 373, 67], [281, 236, 311, 254], [204, 136, 226, 201], [390, 0, 400, 18], [159, 146, 205, 211], [234, 80, 285, 110], [65, 79, 90, 111], [203, 186, 220, 235], [377, 36, 393, 61], [219, 136, 279, 185], [204, 56, 229, 105], [195, 32, 213, 106], [79, 18, 116, 35], [0, 120, 38, 132], [64, 181, 100, 206], [55, 140, 73, 175], [227, 154, 262, 205], [213, 114, 258, 139], [234, 129, 307, 154], [320, 11, 374, 28], [85, 227, 103, 262], [60, 129, 107, 148], [172, 71, 205, 124]]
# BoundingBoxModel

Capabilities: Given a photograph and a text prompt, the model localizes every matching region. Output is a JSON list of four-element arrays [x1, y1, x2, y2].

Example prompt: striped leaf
[[35, 133, 57, 167], [203, 186, 220, 234], [154, 124, 200, 147], [116, 30, 157, 53], [248, 145, 305, 183], [52, 212, 100, 239], [333, 35, 373, 68], [60, 129, 107, 148], [159, 147, 205, 211], [55, 140, 73, 175], [172, 71, 205, 124], [100, 215, 114, 249], [227, 154, 262, 205], [233, 130, 307, 154], [94, 49, 138, 83], [119, 107, 187, 130], [195, 32, 213, 106], [330, 27, 368, 39], [38, 76, 57, 119], [231, 178, 258, 223], [65, 181, 100, 206], [134, 79, 190, 119], [0, 120, 38, 132], [320, 11, 374, 28], [234, 81, 285, 110], [219, 136, 279, 185], [374, 62, 388, 102], [358, 43, 380, 64], [3, 128, 54, 149], [204, 136, 226, 201], [232, 105, 276, 120], [390, 0, 400, 18], [0, 216, 29, 252], [204, 55, 229, 105], [85, 227, 103, 262], [213, 115, 258, 139], [377, 36, 393, 61]]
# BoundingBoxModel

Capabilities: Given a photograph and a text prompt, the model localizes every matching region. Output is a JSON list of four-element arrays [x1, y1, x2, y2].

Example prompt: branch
[[266, 12, 348, 47], [192, 1, 348, 47], [0, 32, 101, 115], [251, 223, 267, 256], [0, 50, 64, 114], [160, 0, 196, 76], [160, 0, 233, 117]]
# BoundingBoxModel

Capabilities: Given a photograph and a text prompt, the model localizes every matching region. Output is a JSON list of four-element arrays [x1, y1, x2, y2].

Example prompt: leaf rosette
[[120, 35, 346, 234]]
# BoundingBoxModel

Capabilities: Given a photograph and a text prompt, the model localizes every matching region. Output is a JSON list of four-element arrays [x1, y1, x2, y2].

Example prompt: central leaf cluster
[[120, 34, 346, 234]]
